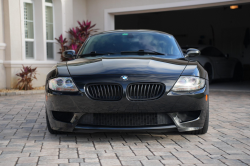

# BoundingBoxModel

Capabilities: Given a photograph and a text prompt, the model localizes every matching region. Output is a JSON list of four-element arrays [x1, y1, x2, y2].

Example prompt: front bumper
[[45, 82, 209, 133]]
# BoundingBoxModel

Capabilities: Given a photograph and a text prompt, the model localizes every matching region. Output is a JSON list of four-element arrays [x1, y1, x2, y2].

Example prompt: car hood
[[67, 56, 188, 76], [66, 56, 189, 92]]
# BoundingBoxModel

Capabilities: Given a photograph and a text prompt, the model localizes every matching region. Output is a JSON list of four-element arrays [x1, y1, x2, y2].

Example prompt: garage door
[[115, 3, 250, 91]]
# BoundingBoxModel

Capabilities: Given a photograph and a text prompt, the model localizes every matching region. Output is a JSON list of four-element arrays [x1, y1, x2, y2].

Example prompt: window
[[45, 0, 54, 59], [23, 1, 34, 59]]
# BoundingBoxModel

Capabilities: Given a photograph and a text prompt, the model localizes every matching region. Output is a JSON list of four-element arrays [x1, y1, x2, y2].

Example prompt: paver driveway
[[0, 92, 250, 166]]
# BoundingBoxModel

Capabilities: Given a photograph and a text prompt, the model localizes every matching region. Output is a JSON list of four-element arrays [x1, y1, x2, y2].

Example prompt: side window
[[211, 47, 224, 57], [201, 47, 211, 56]]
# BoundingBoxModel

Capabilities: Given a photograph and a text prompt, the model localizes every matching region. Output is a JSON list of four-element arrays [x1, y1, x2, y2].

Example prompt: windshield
[[80, 32, 183, 58]]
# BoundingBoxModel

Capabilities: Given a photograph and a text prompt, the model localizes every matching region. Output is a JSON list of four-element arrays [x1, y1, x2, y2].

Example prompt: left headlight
[[172, 76, 205, 91], [49, 77, 78, 92]]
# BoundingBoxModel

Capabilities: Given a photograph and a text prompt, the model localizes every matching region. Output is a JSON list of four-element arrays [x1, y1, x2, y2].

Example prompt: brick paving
[[0, 91, 250, 166]]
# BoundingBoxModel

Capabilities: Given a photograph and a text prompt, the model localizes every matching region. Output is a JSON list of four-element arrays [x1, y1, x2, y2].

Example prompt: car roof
[[90, 29, 173, 37]]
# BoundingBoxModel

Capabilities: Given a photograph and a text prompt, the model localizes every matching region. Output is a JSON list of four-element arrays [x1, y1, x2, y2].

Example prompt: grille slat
[[107, 85, 111, 99], [137, 85, 140, 99], [110, 85, 113, 99], [100, 85, 104, 98], [147, 84, 150, 98], [129, 85, 132, 98], [140, 84, 143, 99], [89, 86, 94, 98], [114, 85, 117, 99], [78, 113, 174, 127], [154, 85, 159, 95], [93, 86, 98, 98], [144, 84, 147, 98], [150, 84, 154, 97], [156, 85, 161, 96], [86, 84, 123, 101], [133, 85, 136, 99], [96, 85, 100, 97], [153, 84, 157, 97], [103, 85, 107, 99], [127, 83, 165, 100]]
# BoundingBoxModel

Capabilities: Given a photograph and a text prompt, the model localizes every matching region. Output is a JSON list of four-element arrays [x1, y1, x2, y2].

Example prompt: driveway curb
[[0, 90, 45, 96]]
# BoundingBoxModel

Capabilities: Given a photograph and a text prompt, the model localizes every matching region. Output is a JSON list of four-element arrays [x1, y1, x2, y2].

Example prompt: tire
[[233, 63, 243, 82], [46, 111, 61, 134], [188, 110, 209, 135], [204, 64, 213, 84]]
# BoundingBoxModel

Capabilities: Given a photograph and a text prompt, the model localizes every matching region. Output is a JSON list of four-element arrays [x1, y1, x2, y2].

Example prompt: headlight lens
[[172, 76, 205, 91], [49, 77, 78, 92]]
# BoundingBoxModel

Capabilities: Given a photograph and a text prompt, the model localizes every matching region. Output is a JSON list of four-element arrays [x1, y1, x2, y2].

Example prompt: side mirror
[[185, 48, 200, 58], [63, 50, 76, 59]]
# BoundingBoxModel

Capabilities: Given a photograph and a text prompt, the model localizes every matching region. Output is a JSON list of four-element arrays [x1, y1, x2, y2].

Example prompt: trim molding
[[3, 60, 58, 68], [0, 43, 6, 50]]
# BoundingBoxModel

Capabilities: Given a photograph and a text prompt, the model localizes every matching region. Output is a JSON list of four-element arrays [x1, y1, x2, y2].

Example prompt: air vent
[[127, 83, 165, 100], [78, 113, 174, 127], [52, 111, 74, 123], [86, 83, 123, 101]]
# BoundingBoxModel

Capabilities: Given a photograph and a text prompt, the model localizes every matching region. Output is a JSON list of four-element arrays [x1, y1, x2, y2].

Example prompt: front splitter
[[73, 125, 177, 133]]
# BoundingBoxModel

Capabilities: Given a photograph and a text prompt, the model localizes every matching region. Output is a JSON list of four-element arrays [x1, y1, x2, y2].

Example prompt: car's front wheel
[[188, 110, 209, 134]]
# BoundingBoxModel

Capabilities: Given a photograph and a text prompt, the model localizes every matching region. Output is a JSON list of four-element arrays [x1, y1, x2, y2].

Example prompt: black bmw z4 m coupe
[[45, 30, 209, 134]]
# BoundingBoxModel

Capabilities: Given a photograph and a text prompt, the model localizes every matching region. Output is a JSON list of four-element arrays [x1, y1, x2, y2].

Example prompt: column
[[34, 0, 46, 61], [0, 0, 6, 88]]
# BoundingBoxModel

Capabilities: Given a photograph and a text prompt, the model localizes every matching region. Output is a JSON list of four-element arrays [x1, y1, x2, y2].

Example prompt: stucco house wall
[[0, 0, 6, 89], [0, 0, 87, 89]]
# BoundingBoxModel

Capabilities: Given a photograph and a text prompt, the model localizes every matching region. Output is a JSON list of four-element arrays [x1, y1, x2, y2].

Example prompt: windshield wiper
[[121, 49, 165, 55], [78, 51, 115, 57]]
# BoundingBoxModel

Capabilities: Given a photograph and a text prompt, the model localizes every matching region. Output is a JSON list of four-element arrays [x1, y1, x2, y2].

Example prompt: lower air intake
[[78, 113, 174, 127], [52, 111, 74, 123]]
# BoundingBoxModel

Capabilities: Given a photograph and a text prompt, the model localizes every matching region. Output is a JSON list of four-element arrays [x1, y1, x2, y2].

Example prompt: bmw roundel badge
[[121, 75, 128, 81]]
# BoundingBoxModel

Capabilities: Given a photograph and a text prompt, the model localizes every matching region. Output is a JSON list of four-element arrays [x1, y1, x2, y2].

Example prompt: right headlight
[[49, 77, 78, 92], [172, 76, 205, 91]]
